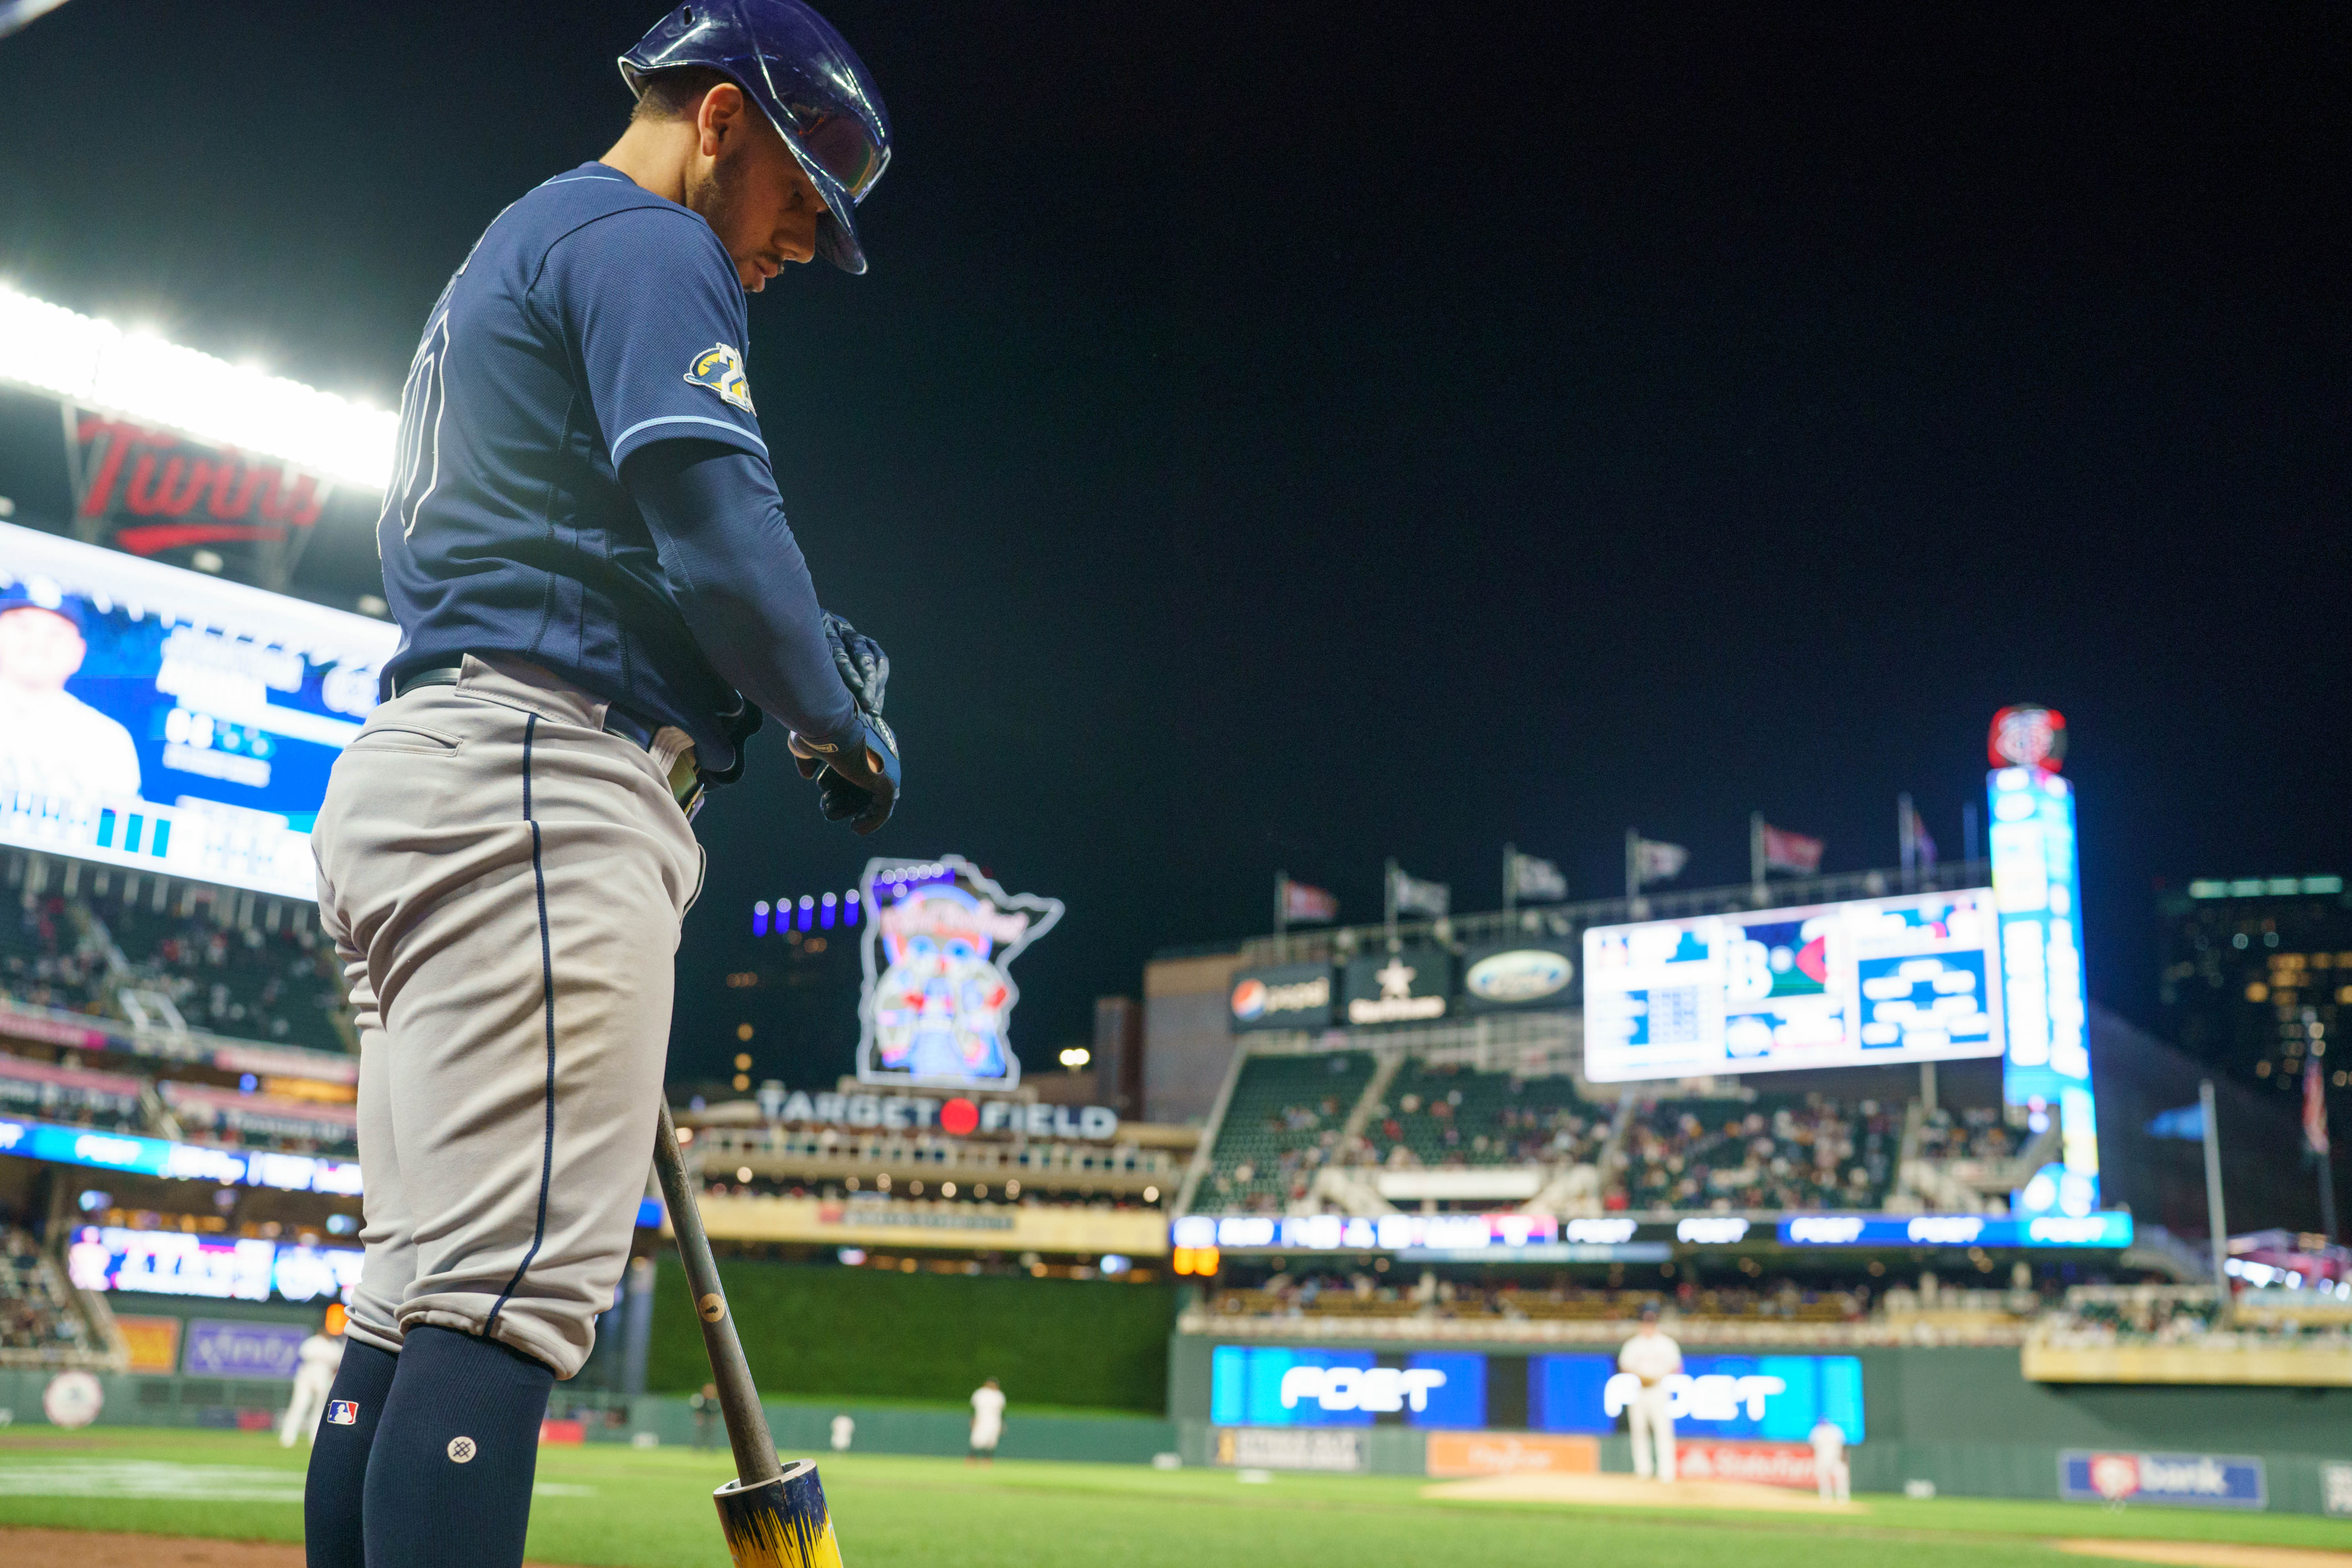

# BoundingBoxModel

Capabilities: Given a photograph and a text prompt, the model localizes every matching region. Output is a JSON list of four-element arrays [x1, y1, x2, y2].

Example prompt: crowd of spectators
[[1360, 1063, 1605, 1169], [1201, 1052, 1376, 1212], [1616, 1096, 1897, 1211], [106, 902, 349, 1052], [0, 893, 113, 1014], [1210, 1273, 1867, 1325], [1, 1227, 91, 1362], [0, 1050, 145, 1131], [1914, 1106, 2020, 1167]]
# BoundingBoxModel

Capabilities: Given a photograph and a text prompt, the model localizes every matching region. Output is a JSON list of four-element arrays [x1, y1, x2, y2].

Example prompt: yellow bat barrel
[[713, 1458, 845, 1568]]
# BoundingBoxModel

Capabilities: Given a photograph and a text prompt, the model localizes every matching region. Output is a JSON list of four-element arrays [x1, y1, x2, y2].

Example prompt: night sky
[[1, 3, 2344, 1089]]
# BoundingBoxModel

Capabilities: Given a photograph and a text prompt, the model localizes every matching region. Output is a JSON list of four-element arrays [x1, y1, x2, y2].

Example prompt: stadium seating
[[0, 893, 114, 1014], [1361, 1061, 1605, 1168], [102, 900, 349, 1052], [1200, 1051, 1376, 1211], [1617, 1095, 1899, 1211], [0, 1049, 145, 1130], [0, 1227, 90, 1362], [1915, 1105, 2020, 1165], [158, 1077, 357, 1155]]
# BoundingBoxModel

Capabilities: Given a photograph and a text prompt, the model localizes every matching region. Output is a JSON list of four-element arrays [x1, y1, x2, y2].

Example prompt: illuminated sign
[[1210, 1346, 1862, 1441], [0, 1112, 363, 1194], [857, 855, 1063, 1091], [1778, 1212, 2132, 1248], [1228, 963, 1336, 1033], [0, 521, 395, 898], [66, 1224, 361, 1303], [1342, 947, 1451, 1026], [765, 1086, 1119, 1140], [2060, 1451, 2265, 1510], [1458, 944, 1575, 1013], [1582, 888, 2005, 1082], [1988, 764, 2099, 1213]]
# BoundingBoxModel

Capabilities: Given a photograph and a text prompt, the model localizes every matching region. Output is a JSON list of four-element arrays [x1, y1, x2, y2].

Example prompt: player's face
[[0, 607, 86, 692], [690, 86, 827, 291]]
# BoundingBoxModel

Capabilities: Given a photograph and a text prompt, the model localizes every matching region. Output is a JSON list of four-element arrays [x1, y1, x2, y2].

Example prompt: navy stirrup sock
[[361, 1325, 556, 1568], [304, 1338, 398, 1568]]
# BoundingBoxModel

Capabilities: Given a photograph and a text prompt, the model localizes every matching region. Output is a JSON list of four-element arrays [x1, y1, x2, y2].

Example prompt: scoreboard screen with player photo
[[0, 521, 397, 899]]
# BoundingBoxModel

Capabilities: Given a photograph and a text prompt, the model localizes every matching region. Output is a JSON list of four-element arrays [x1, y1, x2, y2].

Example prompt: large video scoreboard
[[0, 521, 396, 899], [1582, 887, 2005, 1082]]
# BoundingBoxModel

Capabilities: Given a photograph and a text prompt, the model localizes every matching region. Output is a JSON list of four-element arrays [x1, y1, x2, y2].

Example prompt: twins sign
[[856, 856, 1063, 1092]]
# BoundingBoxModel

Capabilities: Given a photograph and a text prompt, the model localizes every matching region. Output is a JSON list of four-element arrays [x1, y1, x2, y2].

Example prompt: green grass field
[[2, 1429, 2350, 1568]]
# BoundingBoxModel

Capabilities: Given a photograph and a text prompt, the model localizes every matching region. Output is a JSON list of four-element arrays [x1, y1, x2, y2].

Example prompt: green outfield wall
[[647, 1257, 1178, 1414]]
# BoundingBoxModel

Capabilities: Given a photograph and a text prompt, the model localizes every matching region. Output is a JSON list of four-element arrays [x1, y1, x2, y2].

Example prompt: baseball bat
[[652, 1100, 845, 1568]]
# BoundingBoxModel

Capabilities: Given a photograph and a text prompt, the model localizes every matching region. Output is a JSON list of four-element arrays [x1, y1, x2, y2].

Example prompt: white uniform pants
[[279, 1365, 334, 1447], [314, 655, 702, 1379], [1816, 1456, 1850, 1502], [1628, 1384, 1675, 1481]]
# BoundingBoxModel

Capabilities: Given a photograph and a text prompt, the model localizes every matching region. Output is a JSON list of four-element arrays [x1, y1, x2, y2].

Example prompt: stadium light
[[0, 284, 397, 490]]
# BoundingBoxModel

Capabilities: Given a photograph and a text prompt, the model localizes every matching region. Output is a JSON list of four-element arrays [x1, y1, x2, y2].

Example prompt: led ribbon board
[[1582, 888, 2007, 1082], [0, 521, 396, 898], [856, 855, 1063, 1091]]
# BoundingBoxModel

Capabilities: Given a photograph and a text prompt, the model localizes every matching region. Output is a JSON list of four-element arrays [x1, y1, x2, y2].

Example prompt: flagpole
[[1274, 870, 1289, 964], [2200, 1079, 2229, 1291], [1962, 802, 1980, 865], [1502, 843, 1517, 914], [2308, 1012, 2338, 1242], [1898, 793, 1915, 891], [1749, 812, 1765, 903], [1383, 856, 1399, 952], [1625, 830, 1637, 906]]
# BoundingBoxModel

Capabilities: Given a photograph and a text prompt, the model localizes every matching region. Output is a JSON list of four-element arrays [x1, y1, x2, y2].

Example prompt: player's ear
[[697, 81, 748, 159]]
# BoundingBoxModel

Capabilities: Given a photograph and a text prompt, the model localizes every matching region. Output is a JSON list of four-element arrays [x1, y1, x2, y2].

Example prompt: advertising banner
[[1457, 943, 1575, 1014], [2059, 1451, 2266, 1510], [1531, 1352, 1864, 1442], [1227, 963, 1336, 1033], [1426, 1431, 1598, 1478], [183, 1318, 313, 1378], [68, 1224, 361, 1303], [1212, 1427, 1365, 1472], [1341, 948, 1452, 1026], [1675, 1440, 1818, 1489], [0, 1113, 362, 1195], [112, 1312, 183, 1373], [0, 520, 395, 898]]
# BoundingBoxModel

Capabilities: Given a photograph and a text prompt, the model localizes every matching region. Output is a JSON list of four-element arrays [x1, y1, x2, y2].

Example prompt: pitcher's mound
[[2061, 1541, 2352, 1568], [1423, 1473, 1866, 1512]]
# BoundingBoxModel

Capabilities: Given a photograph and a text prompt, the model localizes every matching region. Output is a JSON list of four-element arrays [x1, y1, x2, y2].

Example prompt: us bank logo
[[2061, 1451, 2265, 1509]]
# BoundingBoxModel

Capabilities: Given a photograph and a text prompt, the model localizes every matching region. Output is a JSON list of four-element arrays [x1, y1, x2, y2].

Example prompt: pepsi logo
[[1231, 979, 1268, 1020]]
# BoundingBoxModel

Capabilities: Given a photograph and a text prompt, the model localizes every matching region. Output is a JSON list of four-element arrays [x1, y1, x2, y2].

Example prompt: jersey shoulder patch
[[684, 343, 755, 414]]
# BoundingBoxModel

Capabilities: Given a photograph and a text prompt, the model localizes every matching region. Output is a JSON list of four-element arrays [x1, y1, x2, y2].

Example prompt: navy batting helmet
[[621, 0, 891, 275]]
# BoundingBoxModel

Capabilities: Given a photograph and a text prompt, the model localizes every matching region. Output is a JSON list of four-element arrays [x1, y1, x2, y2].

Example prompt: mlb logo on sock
[[327, 1400, 359, 1426]]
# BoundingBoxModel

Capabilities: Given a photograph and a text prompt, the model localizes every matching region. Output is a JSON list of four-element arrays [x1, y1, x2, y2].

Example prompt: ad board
[[2059, 1451, 2266, 1510], [66, 1224, 362, 1303], [1210, 1345, 1862, 1441], [0, 521, 395, 898], [1456, 943, 1576, 1014], [1582, 888, 2006, 1082], [1227, 963, 1336, 1033], [1341, 947, 1453, 1026]]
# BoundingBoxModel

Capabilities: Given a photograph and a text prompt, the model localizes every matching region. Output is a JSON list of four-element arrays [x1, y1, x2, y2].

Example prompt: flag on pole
[[2146, 1104, 2207, 1141], [1632, 838, 1688, 887], [1279, 877, 1339, 924], [1389, 865, 1450, 918], [1902, 799, 1939, 870], [2307, 1058, 2331, 1157], [1759, 823, 1824, 876], [1506, 851, 1568, 903]]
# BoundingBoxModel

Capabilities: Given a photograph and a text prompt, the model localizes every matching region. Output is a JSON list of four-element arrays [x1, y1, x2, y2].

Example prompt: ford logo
[[1465, 949, 1571, 1004]]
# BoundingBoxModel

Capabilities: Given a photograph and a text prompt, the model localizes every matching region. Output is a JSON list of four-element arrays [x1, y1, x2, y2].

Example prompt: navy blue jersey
[[376, 162, 845, 770]]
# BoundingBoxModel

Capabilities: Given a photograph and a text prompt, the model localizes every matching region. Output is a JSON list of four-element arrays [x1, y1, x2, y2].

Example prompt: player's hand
[[788, 713, 899, 835]]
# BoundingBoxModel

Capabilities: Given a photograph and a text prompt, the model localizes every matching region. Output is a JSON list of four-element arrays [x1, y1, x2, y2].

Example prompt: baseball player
[[968, 1377, 1005, 1465], [1810, 1413, 1850, 1502], [299, 5, 896, 1566], [1618, 1303, 1682, 1483], [279, 1311, 347, 1448]]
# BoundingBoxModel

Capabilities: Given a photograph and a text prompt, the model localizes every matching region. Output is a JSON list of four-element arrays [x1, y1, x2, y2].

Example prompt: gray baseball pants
[[313, 654, 702, 1379]]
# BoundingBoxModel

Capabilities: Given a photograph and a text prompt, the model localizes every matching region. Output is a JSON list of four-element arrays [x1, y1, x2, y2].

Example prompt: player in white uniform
[[280, 1315, 347, 1448], [1810, 1413, 1850, 1502], [1618, 1304, 1682, 1483], [0, 588, 141, 802], [968, 1377, 1005, 1465], [830, 1412, 855, 1452]]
